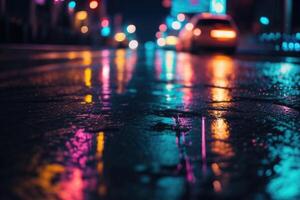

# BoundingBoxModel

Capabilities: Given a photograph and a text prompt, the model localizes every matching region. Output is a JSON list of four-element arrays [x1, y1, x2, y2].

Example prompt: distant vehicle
[[176, 13, 239, 53]]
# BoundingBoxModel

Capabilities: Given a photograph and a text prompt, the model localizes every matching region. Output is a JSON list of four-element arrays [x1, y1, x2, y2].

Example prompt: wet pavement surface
[[0, 48, 299, 200]]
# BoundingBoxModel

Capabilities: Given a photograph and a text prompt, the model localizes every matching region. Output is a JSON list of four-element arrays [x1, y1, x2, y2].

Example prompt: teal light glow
[[262, 62, 300, 96], [144, 41, 156, 50], [260, 16, 270, 25], [266, 127, 300, 200], [101, 27, 111, 37], [166, 16, 175, 28], [210, 0, 226, 14], [171, 0, 210, 16], [68, 1, 76, 9], [282, 42, 300, 52]]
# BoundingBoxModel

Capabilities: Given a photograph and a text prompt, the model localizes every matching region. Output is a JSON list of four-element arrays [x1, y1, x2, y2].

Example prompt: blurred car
[[176, 13, 239, 53]]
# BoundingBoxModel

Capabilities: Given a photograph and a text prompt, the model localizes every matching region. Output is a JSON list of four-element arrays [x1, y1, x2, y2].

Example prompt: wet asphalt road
[[0, 48, 299, 200]]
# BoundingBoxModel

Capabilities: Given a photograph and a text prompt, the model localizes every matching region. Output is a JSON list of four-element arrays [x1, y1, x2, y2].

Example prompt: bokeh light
[[76, 11, 88, 21], [81, 26, 89, 34], [89, 0, 99, 9], [127, 25, 136, 34], [114, 32, 126, 42], [129, 40, 139, 50], [157, 38, 166, 47], [171, 21, 181, 30]]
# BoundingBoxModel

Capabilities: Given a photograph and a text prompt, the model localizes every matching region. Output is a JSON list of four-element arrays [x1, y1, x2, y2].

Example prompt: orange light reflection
[[114, 50, 136, 94]]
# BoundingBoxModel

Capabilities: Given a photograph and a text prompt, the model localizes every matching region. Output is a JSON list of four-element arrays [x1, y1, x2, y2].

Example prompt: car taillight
[[210, 30, 237, 39]]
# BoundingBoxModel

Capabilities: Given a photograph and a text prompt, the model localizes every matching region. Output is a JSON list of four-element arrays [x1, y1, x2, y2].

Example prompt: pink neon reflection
[[202, 117, 207, 174]]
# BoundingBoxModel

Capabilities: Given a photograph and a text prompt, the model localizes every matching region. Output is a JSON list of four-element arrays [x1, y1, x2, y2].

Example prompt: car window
[[196, 19, 232, 28]]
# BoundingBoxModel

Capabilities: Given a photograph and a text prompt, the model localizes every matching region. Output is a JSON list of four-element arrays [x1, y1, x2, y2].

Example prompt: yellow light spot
[[76, 11, 87, 21], [209, 55, 234, 102], [67, 52, 77, 59], [114, 32, 126, 42], [115, 49, 126, 93], [97, 132, 105, 156], [82, 51, 92, 66], [165, 36, 178, 46], [211, 118, 230, 140], [36, 164, 65, 192], [210, 30, 237, 39], [84, 94, 93, 103], [84, 68, 92, 87]]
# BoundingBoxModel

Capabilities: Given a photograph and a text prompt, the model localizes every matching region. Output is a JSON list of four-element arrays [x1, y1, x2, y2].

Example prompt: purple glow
[[35, 0, 46, 5]]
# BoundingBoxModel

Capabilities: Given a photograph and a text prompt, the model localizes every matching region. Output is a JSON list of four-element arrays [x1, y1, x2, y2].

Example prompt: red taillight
[[210, 30, 237, 39]]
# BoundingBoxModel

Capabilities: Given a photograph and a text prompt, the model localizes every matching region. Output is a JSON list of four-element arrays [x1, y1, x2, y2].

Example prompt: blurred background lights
[[101, 27, 111, 37], [159, 24, 167, 32], [166, 36, 178, 45], [89, 0, 99, 9], [214, 3, 224, 13], [54, 0, 64, 4], [129, 40, 139, 49], [185, 23, 194, 31], [114, 32, 126, 42], [177, 13, 185, 22], [81, 26, 89, 34], [157, 38, 166, 47], [127, 25, 136, 34], [210, 0, 226, 14], [171, 21, 181, 30], [156, 32, 162, 38], [101, 18, 109, 27], [76, 11, 88, 20], [35, 0, 46, 5], [68, 1, 76, 9], [260, 16, 270, 25], [193, 28, 201, 36], [144, 41, 156, 50]]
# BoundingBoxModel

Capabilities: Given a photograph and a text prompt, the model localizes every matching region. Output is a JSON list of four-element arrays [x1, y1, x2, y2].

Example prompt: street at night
[[1, 0, 300, 199], [0, 47, 299, 199]]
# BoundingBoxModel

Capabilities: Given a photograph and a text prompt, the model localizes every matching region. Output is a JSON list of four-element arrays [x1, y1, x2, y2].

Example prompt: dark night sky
[[107, 0, 169, 42]]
